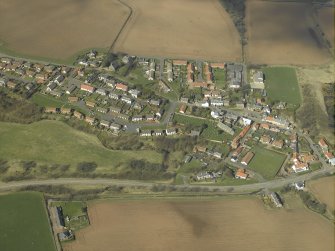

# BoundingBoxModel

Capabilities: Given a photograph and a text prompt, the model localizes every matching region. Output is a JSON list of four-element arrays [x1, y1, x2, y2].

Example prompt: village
[[0, 50, 334, 202]]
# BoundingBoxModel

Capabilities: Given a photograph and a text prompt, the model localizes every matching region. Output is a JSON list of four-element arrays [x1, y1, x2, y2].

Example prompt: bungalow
[[210, 98, 224, 107], [146, 114, 155, 121], [150, 99, 161, 106], [44, 65, 56, 73], [58, 230, 74, 242], [110, 123, 121, 131], [292, 162, 309, 173], [115, 83, 128, 92], [165, 128, 177, 136], [235, 168, 248, 179], [96, 88, 107, 96], [196, 172, 213, 181], [193, 145, 207, 153], [35, 73, 48, 84], [204, 90, 221, 98], [54, 75, 65, 85], [66, 85, 76, 94], [318, 138, 328, 152], [223, 100, 231, 107], [241, 152, 254, 166], [109, 106, 121, 114], [80, 84, 95, 93], [49, 90, 62, 97], [217, 122, 234, 135], [122, 55, 130, 64], [100, 120, 111, 128], [109, 93, 120, 100], [118, 114, 130, 121], [61, 108, 72, 115], [133, 102, 143, 110], [68, 96, 79, 103], [45, 107, 58, 113], [210, 111, 221, 119], [197, 100, 209, 107], [121, 96, 132, 104], [96, 107, 108, 114], [260, 135, 272, 145], [25, 69, 35, 78], [128, 89, 141, 98], [154, 130, 164, 136], [140, 130, 152, 137], [250, 71, 264, 90], [33, 63, 44, 72], [47, 82, 57, 92], [85, 116, 96, 125], [184, 155, 192, 163], [190, 130, 201, 137], [294, 181, 305, 191], [213, 152, 222, 159], [235, 102, 245, 109], [98, 74, 113, 83], [180, 97, 189, 103], [156, 109, 164, 118], [179, 104, 187, 114], [109, 61, 121, 71], [73, 111, 84, 119], [132, 115, 143, 122], [86, 101, 95, 108]]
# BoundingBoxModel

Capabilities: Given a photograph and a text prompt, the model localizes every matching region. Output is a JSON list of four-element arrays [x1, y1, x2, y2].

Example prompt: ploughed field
[[0, 0, 130, 61], [308, 176, 335, 211], [246, 0, 332, 65], [64, 198, 334, 251], [113, 0, 242, 62], [316, 7, 335, 48]]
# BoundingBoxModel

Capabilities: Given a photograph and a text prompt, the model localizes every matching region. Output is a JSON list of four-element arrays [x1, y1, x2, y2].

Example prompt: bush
[[77, 162, 97, 172]]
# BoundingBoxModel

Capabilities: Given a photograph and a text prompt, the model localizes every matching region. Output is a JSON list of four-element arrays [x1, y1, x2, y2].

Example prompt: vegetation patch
[[0, 192, 57, 251]]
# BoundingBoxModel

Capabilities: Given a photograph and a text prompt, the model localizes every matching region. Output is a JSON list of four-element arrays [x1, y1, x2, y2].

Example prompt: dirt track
[[0, 0, 130, 59], [64, 199, 334, 251], [113, 0, 242, 62], [246, 0, 332, 65]]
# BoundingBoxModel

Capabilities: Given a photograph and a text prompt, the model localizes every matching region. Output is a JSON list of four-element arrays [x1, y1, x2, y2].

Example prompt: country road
[[1, 165, 333, 194]]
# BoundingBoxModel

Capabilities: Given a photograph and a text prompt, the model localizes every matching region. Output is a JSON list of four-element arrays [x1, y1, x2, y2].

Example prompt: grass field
[[0, 120, 162, 170], [0, 192, 57, 251], [246, 1, 332, 65], [31, 93, 67, 107], [308, 176, 335, 211], [64, 198, 334, 251], [0, 0, 129, 62], [263, 67, 301, 105], [114, 0, 241, 61], [249, 146, 286, 179], [173, 114, 232, 141]]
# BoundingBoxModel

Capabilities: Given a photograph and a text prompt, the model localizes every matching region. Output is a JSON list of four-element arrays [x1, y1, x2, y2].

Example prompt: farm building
[[241, 152, 254, 166]]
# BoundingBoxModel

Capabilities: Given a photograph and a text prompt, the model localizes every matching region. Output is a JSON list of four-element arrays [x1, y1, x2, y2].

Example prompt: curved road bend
[[0, 166, 333, 193]]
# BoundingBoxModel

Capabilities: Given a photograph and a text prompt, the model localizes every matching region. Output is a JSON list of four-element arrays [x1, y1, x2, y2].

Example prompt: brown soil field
[[64, 198, 334, 251], [308, 176, 335, 211], [317, 7, 335, 48], [113, 0, 242, 62], [246, 0, 332, 65], [0, 0, 130, 60]]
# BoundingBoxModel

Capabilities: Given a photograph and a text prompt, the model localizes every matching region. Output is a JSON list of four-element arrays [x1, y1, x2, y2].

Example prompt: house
[[132, 115, 143, 122], [196, 172, 213, 180], [235, 168, 248, 179], [226, 63, 243, 89], [73, 111, 84, 119], [121, 96, 132, 104], [165, 128, 177, 136], [110, 123, 121, 131], [250, 71, 264, 89], [292, 162, 309, 173], [260, 135, 272, 144], [96, 88, 107, 96], [184, 155, 192, 163], [211, 111, 221, 119], [122, 55, 130, 64], [85, 116, 96, 125], [100, 120, 111, 128], [325, 152, 334, 161], [159, 80, 171, 93], [140, 130, 152, 137], [53, 206, 65, 227], [318, 138, 328, 152], [54, 75, 65, 85], [197, 100, 209, 107], [153, 130, 164, 136], [99, 74, 113, 82], [150, 99, 161, 106], [241, 152, 254, 165], [66, 85, 76, 94], [45, 107, 58, 114], [68, 96, 79, 103], [146, 114, 155, 121], [115, 83, 128, 92], [167, 71, 173, 82], [109, 93, 120, 100], [272, 139, 284, 149], [232, 146, 244, 157], [60, 108, 72, 115], [86, 101, 95, 108], [173, 60, 187, 66], [294, 181, 305, 191], [129, 89, 141, 98], [109, 106, 121, 114], [49, 90, 62, 97], [47, 82, 57, 92], [217, 122, 234, 135], [109, 61, 120, 71], [223, 100, 231, 107], [210, 62, 225, 69], [204, 90, 221, 98], [180, 97, 189, 103], [270, 192, 283, 208], [190, 130, 201, 137], [44, 65, 56, 73], [193, 145, 207, 153], [213, 152, 222, 159], [87, 50, 98, 58], [190, 82, 208, 88], [0, 78, 7, 87], [210, 98, 224, 107], [148, 70, 155, 81], [80, 84, 95, 93], [264, 116, 290, 129], [96, 107, 108, 114], [58, 230, 74, 242], [235, 102, 245, 109], [179, 104, 187, 114]]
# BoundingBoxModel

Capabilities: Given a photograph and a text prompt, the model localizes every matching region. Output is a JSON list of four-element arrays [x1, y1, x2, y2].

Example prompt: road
[[0, 165, 333, 193]]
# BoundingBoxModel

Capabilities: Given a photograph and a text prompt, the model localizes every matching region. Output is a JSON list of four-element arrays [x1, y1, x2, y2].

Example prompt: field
[[0, 0, 130, 62], [64, 198, 334, 251], [0, 192, 57, 251], [114, 0, 241, 61], [249, 146, 286, 179], [246, 0, 332, 65], [0, 120, 162, 169], [308, 176, 335, 211], [263, 67, 301, 105], [317, 7, 335, 48]]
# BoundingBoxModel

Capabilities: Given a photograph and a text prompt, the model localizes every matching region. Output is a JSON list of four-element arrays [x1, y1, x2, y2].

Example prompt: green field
[[249, 146, 286, 179], [263, 67, 301, 105], [0, 120, 162, 170], [31, 93, 67, 107], [173, 114, 231, 141], [212, 68, 226, 89], [0, 192, 57, 251]]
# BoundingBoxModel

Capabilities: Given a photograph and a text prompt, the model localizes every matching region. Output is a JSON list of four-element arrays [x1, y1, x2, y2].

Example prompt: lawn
[[0, 120, 162, 170], [0, 192, 57, 251], [173, 114, 231, 141], [249, 146, 287, 179], [31, 93, 67, 107], [263, 67, 301, 105], [178, 159, 203, 174], [212, 68, 226, 89]]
